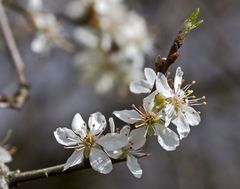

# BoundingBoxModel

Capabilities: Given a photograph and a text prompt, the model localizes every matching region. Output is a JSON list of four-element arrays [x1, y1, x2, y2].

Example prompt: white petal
[[144, 68, 156, 86], [129, 127, 146, 150], [172, 113, 190, 140], [129, 80, 152, 94], [109, 117, 115, 133], [105, 149, 123, 159], [54, 128, 79, 146], [71, 113, 87, 138], [0, 147, 12, 163], [155, 125, 179, 151], [184, 105, 201, 126], [127, 154, 143, 178], [174, 67, 183, 93], [156, 74, 173, 98], [73, 27, 99, 48], [28, 0, 42, 11], [31, 33, 51, 54], [120, 125, 131, 137], [63, 149, 84, 171], [88, 112, 106, 135], [143, 91, 157, 113], [89, 148, 112, 174], [113, 110, 141, 124], [164, 104, 175, 126], [97, 133, 128, 151]]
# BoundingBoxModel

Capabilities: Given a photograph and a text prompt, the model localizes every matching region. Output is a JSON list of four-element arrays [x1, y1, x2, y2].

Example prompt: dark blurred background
[[1, 0, 240, 188]]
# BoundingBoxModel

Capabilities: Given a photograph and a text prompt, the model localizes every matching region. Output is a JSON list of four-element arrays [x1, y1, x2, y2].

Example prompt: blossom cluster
[[54, 67, 206, 178], [68, 0, 154, 94]]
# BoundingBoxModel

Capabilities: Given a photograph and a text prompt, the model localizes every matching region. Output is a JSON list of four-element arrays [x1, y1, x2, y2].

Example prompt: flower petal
[[31, 33, 50, 54], [120, 125, 131, 137], [156, 73, 173, 98], [144, 68, 156, 86], [0, 147, 12, 163], [184, 105, 201, 126], [155, 125, 179, 151], [105, 149, 123, 159], [109, 117, 115, 133], [54, 127, 79, 146], [174, 67, 183, 93], [89, 148, 112, 174], [88, 112, 107, 135], [97, 133, 128, 151], [73, 27, 99, 48], [164, 104, 175, 126], [113, 110, 141, 124], [127, 154, 143, 178], [143, 91, 157, 113], [172, 112, 190, 140], [71, 113, 87, 138], [129, 80, 152, 94], [129, 127, 147, 150], [63, 149, 84, 171]]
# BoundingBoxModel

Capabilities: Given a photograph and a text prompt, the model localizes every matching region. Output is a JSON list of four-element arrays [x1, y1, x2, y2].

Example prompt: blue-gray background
[[1, 0, 240, 188]]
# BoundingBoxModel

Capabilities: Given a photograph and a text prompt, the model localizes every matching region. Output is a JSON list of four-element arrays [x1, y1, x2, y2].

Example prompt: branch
[[2, 0, 35, 28], [8, 156, 146, 187], [0, 0, 30, 110], [155, 8, 203, 74]]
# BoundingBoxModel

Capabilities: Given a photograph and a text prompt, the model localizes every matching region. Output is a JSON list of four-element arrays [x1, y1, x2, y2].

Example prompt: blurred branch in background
[[0, 0, 29, 110], [2, 0, 35, 28]]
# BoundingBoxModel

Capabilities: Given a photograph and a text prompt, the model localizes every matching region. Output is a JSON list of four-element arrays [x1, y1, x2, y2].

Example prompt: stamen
[[132, 104, 144, 116], [135, 123, 145, 128]]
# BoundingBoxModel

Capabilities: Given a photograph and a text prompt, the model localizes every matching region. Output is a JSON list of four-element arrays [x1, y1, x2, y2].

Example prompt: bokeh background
[[1, 0, 240, 188]]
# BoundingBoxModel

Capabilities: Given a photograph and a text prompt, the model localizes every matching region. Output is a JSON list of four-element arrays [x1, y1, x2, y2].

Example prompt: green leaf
[[184, 8, 204, 32]]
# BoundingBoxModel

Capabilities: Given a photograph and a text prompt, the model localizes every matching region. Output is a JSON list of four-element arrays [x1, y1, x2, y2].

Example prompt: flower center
[[143, 112, 157, 126], [83, 133, 96, 148]]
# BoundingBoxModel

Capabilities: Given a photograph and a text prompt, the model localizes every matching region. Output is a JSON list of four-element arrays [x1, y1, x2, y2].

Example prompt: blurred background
[[1, 0, 240, 188]]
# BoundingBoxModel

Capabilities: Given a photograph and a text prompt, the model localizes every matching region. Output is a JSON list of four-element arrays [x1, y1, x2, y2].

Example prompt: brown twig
[[2, 0, 35, 28], [155, 8, 203, 74], [8, 155, 147, 186], [0, 0, 29, 110]]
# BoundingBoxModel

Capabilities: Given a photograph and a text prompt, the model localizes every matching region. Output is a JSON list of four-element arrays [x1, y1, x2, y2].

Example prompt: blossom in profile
[[113, 92, 180, 151], [54, 113, 128, 173], [156, 67, 205, 139]]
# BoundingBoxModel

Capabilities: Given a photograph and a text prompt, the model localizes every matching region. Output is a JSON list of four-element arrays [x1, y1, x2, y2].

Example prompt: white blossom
[[156, 67, 205, 139], [54, 113, 127, 174], [28, 0, 72, 54], [113, 92, 180, 151], [106, 118, 146, 178], [74, 49, 143, 94]]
